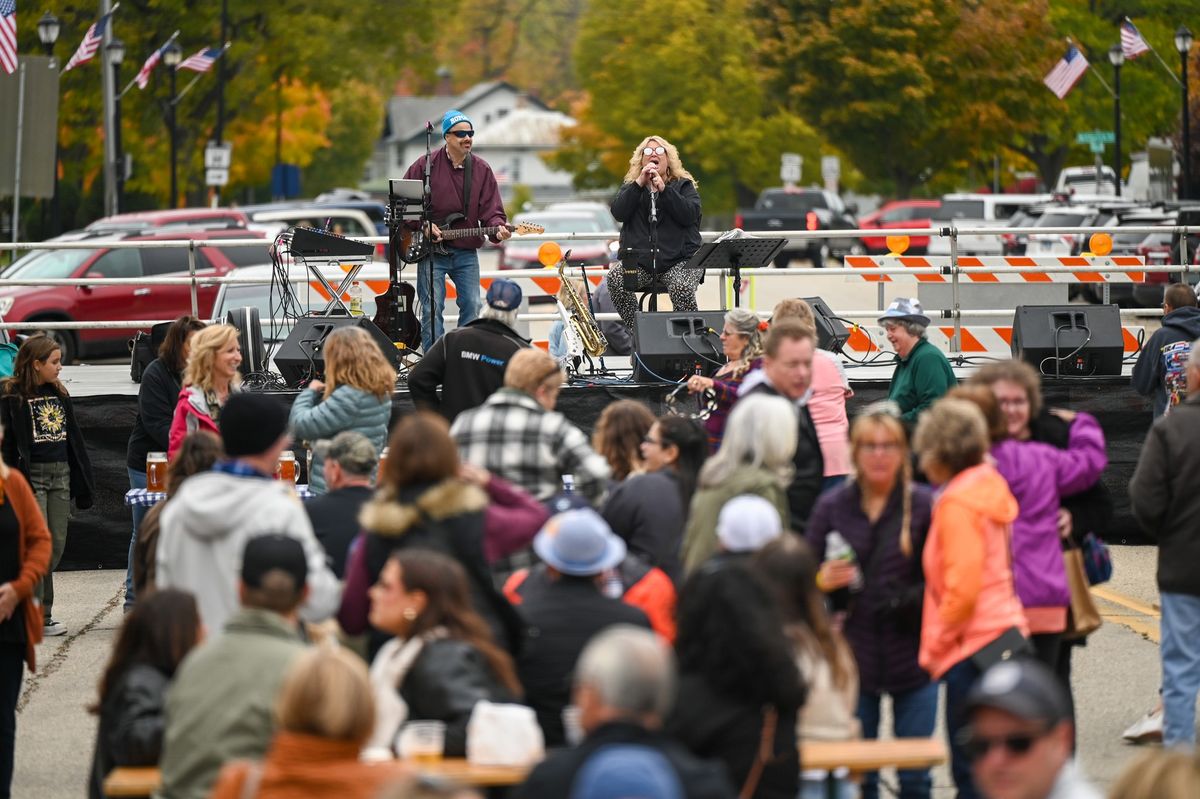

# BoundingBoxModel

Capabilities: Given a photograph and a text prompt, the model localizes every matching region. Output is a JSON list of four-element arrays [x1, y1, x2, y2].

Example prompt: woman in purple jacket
[[953, 378, 1106, 672], [807, 406, 935, 799]]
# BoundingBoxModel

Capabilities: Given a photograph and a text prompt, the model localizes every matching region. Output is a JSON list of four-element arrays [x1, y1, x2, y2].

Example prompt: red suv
[[0, 230, 269, 362], [858, 200, 941, 254]]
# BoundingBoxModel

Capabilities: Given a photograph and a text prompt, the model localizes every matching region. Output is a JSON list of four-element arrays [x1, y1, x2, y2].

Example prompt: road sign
[[781, 153, 802, 184], [821, 156, 841, 180], [1075, 130, 1115, 146], [205, 168, 229, 187], [1088, 142, 1105, 154], [204, 142, 232, 170]]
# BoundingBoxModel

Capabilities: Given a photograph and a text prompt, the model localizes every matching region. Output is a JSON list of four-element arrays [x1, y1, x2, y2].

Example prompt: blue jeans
[[856, 681, 938, 799], [1161, 592, 1200, 748], [126, 467, 148, 609], [943, 659, 982, 799], [417, 247, 481, 353], [800, 777, 858, 799]]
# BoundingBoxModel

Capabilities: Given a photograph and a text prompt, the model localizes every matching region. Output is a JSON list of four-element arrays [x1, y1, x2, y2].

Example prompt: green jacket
[[682, 466, 791, 574], [887, 337, 957, 424], [289, 384, 391, 494], [156, 609, 306, 799]]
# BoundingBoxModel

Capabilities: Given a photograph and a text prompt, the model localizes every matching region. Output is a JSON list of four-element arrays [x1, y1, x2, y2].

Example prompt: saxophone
[[557, 255, 608, 358]]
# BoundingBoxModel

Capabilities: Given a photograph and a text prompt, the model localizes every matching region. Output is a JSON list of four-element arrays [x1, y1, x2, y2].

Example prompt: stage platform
[[62, 362, 1152, 571]]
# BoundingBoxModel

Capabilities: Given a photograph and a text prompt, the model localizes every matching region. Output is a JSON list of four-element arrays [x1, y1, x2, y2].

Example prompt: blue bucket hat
[[878, 297, 931, 327], [442, 109, 473, 136], [533, 509, 626, 576], [486, 278, 523, 311]]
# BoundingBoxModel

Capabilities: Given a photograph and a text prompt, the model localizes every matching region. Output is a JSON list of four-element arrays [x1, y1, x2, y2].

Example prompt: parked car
[[857, 199, 940, 254], [544, 200, 620, 260], [928, 193, 1051, 256], [498, 211, 611, 270], [735, 187, 861, 268], [84, 208, 249, 237], [1000, 206, 1047, 256], [1024, 206, 1109, 257], [0, 229, 267, 362], [1056, 165, 1119, 196]]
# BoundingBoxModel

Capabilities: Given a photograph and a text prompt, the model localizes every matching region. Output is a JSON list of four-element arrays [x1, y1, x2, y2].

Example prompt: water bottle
[[348, 281, 364, 316], [824, 531, 863, 612]]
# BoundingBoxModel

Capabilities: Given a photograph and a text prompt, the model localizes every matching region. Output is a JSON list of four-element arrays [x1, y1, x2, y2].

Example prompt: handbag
[[1063, 545, 1103, 640], [1080, 532, 1113, 586], [970, 626, 1032, 671]]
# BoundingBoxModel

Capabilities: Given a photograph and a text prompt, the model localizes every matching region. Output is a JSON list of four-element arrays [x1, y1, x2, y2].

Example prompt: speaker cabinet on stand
[[1010, 305, 1123, 377], [275, 316, 401, 387], [631, 310, 729, 382]]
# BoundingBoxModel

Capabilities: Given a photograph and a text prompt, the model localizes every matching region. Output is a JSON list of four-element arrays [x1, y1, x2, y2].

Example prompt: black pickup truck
[[734, 187, 862, 268]]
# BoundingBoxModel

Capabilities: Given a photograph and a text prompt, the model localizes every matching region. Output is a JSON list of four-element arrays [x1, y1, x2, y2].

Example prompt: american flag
[[0, 0, 16, 76], [176, 46, 221, 73], [62, 12, 111, 72], [1043, 45, 1089, 100], [1121, 20, 1150, 60], [134, 39, 170, 89]]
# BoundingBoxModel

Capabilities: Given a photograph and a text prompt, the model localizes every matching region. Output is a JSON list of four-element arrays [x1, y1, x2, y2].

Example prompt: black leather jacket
[[88, 664, 169, 799]]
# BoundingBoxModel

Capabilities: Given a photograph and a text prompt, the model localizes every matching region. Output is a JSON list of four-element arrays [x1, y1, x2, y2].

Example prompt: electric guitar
[[374, 209, 422, 351], [401, 221, 545, 264]]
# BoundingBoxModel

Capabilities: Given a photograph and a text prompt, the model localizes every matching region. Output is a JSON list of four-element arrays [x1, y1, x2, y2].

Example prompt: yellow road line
[[1091, 586, 1161, 643], [1092, 587, 1161, 618]]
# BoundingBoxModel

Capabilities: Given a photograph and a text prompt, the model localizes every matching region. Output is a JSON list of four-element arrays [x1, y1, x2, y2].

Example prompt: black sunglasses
[[449, 130, 475, 139], [958, 728, 1049, 761]]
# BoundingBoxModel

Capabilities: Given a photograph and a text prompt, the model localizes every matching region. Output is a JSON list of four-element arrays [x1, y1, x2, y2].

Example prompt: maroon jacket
[[402, 147, 507, 250]]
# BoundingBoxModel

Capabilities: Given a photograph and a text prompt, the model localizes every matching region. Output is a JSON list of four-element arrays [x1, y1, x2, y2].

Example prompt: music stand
[[681, 237, 786, 308]]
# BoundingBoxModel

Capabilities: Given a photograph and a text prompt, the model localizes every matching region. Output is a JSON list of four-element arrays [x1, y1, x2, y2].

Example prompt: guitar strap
[[462, 153, 474, 224]]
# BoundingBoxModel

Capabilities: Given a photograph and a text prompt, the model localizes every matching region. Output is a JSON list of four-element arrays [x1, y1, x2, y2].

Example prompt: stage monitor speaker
[[225, 307, 268, 375], [800, 297, 851, 354], [1011, 304, 1123, 377], [275, 316, 400, 387], [632, 310, 728, 382]]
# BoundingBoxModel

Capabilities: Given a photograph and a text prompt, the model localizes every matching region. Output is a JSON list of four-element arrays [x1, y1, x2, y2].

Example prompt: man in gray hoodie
[[157, 392, 339, 632]]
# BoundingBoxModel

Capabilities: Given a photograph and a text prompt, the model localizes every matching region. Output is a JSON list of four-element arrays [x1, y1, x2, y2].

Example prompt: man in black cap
[[158, 534, 310, 799], [158, 393, 340, 632], [961, 659, 1100, 799], [409, 277, 532, 422]]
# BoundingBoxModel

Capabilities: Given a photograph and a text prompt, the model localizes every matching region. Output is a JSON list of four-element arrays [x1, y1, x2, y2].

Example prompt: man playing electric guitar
[[403, 109, 512, 354]]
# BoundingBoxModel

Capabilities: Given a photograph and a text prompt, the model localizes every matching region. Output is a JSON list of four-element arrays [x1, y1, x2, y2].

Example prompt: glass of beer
[[146, 452, 168, 493], [377, 446, 389, 482], [400, 720, 445, 764], [276, 450, 298, 483]]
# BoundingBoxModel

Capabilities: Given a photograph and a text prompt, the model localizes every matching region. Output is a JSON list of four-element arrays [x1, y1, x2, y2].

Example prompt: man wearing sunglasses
[[962, 659, 1100, 799], [606, 136, 703, 331], [402, 109, 512, 353]]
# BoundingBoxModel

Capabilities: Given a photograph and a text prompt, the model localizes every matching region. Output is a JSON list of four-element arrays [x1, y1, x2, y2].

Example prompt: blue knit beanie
[[442, 109, 472, 136]]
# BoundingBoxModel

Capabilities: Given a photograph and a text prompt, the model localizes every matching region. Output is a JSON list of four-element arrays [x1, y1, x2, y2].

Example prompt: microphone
[[649, 188, 658, 224]]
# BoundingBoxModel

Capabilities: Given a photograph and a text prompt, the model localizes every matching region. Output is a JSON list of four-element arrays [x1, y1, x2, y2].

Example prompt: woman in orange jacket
[[912, 397, 1028, 799], [210, 647, 412, 799]]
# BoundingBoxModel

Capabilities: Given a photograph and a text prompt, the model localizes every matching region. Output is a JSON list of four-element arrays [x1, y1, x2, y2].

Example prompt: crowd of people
[[0, 113, 1197, 799]]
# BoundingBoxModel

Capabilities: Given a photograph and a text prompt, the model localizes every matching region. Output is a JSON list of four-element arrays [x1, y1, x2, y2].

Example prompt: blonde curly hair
[[183, 324, 242, 393], [622, 135, 698, 186], [322, 326, 396, 401]]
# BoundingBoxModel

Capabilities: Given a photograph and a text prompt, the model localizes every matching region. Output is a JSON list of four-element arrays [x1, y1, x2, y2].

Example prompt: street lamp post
[[36, 12, 60, 236], [1109, 46, 1124, 197], [1178, 26, 1194, 200], [162, 41, 183, 208], [107, 39, 125, 214]]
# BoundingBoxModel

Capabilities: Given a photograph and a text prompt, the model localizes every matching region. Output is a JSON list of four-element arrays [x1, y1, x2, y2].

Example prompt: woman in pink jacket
[[913, 397, 1027, 799], [167, 325, 241, 460]]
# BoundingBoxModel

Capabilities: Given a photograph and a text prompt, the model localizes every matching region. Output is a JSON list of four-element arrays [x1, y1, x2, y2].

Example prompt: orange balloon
[[886, 235, 911, 255], [1089, 232, 1113, 257], [538, 241, 563, 267]]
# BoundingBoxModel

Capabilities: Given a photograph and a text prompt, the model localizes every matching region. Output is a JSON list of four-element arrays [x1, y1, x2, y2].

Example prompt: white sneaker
[[1122, 707, 1163, 744], [42, 619, 67, 637]]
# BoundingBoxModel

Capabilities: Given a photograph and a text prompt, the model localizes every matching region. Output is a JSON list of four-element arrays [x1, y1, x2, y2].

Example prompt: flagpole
[[1124, 18, 1184, 87], [119, 29, 179, 99], [101, 0, 119, 216]]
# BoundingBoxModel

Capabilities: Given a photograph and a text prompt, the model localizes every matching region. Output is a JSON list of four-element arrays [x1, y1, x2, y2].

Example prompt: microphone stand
[[422, 122, 434, 351], [647, 181, 662, 311]]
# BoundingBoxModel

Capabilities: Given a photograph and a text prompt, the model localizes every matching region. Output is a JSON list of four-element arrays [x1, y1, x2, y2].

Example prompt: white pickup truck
[[927, 193, 1052, 257]]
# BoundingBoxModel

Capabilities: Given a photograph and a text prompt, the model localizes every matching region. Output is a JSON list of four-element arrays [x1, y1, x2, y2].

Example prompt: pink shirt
[[809, 351, 853, 477]]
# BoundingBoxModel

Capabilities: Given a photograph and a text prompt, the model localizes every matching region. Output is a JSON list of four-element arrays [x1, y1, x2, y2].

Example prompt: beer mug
[[276, 451, 298, 483], [146, 452, 168, 493], [377, 446, 389, 482]]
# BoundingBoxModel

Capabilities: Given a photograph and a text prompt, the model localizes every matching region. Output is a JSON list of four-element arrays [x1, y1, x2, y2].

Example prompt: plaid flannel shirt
[[451, 388, 610, 505]]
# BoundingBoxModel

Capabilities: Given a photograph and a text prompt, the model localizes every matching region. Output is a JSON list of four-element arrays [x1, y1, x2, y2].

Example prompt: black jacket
[[400, 638, 513, 758], [0, 384, 94, 509], [514, 576, 651, 747], [514, 721, 737, 799], [612, 179, 702, 268], [126, 358, 183, 471], [666, 674, 800, 799], [408, 318, 530, 422], [602, 469, 685, 580], [358, 479, 524, 657], [88, 663, 169, 799], [1030, 412, 1112, 546], [741, 382, 824, 533], [1131, 305, 1200, 417], [1130, 394, 1200, 597], [303, 484, 372, 578]]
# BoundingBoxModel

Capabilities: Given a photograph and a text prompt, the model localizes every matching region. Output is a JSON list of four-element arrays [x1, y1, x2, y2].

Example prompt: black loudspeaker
[[1011, 305, 1123, 377], [274, 316, 401, 387], [632, 310, 728, 382], [800, 297, 851, 354], [129, 321, 172, 383], [225, 307, 268, 375]]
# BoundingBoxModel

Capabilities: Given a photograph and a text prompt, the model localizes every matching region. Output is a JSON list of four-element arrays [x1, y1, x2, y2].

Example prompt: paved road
[[13, 547, 1170, 797]]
